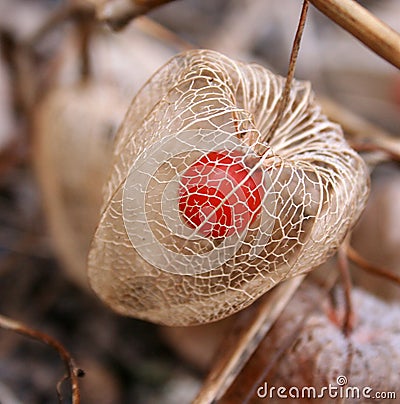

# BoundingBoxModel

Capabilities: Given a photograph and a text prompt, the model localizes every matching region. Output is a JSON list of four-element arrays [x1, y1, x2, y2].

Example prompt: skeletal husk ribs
[[88, 50, 369, 326]]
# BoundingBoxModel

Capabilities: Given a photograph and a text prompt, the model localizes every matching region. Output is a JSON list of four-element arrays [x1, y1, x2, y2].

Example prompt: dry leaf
[[221, 281, 400, 403]]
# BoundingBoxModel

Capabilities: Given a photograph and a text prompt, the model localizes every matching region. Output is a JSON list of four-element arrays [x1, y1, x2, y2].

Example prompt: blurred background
[[0, 0, 399, 403]]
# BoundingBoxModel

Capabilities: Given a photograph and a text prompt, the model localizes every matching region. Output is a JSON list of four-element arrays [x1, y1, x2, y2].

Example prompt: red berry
[[178, 151, 263, 238]]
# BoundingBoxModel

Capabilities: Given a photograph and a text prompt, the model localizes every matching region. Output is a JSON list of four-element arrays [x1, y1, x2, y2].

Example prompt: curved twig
[[134, 16, 194, 51], [98, 0, 177, 30], [347, 245, 400, 287], [337, 244, 354, 335], [263, 0, 309, 144], [319, 97, 400, 155], [0, 314, 83, 404]]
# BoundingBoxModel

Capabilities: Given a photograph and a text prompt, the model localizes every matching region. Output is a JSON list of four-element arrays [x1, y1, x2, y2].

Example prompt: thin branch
[[347, 245, 400, 287], [0, 30, 20, 114], [262, 0, 309, 145], [240, 320, 308, 404], [319, 97, 399, 145], [0, 29, 39, 120], [337, 244, 354, 335], [75, 11, 94, 83], [98, 0, 177, 30], [319, 97, 400, 161], [134, 16, 194, 51], [308, 0, 400, 69], [0, 314, 83, 404], [222, 271, 339, 404], [192, 275, 306, 404], [349, 142, 400, 163]]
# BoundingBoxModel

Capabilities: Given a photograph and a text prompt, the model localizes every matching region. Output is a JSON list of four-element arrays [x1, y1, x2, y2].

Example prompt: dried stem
[[347, 245, 400, 287], [135, 16, 194, 51], [242, 300, 327, 403], [0, 314, 83, 404], [76, 11, 95, 83], [319, 97, 398, 141], [242, 320, 307, 404], [319, 97, 400, 152], [223, 271, 339, 404], [337, 244, 354, 335], [263, 0, 309, 144], [98, 0, 177, 30], [193, 275, 305, 404], [308, 0, 400, 69], [0, 30, 20, 115], [349, 142, 400, 163], [0, 29, 38, 120]]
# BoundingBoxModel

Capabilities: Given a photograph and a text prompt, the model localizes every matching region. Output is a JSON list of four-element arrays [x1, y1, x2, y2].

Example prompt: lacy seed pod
[[88, 50, 369, 326], [34, 82, 127, 287]]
